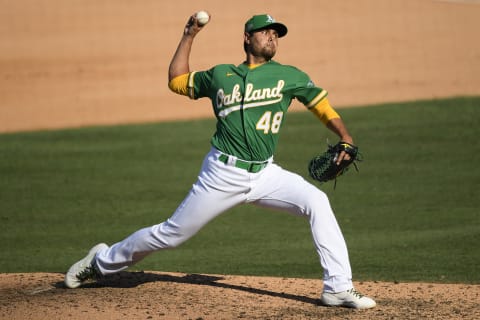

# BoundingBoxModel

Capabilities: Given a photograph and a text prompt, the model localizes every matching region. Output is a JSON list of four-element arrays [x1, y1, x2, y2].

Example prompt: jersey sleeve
[[285, 66, 341, 124], [289, 67, 328, 108], [189, 68, 215, 100]]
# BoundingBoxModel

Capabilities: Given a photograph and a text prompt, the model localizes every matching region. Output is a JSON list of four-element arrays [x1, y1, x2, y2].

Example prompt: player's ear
[[244, 32, 251, 44], [243, 32, 251, 53]]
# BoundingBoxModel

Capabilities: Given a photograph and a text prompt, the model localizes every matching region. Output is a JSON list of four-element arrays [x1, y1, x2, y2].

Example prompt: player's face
[[245, 28, 279, 62]]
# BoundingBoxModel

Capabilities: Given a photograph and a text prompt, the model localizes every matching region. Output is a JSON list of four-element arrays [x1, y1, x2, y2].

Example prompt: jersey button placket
[[242, 71, 255, 161]]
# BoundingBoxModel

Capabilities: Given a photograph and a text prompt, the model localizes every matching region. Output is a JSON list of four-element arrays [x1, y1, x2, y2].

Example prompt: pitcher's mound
[[1, 272, 478, 319]]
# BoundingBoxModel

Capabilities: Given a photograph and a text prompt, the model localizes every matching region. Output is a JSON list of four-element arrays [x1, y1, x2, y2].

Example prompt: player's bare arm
[[326, 117, 354, 164], [168, 12, 210, 82], [309, 98, 354, 164]]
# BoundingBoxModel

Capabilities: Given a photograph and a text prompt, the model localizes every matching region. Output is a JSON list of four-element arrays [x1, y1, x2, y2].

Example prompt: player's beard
[[252, 44, 276, 61], [245, 39, 277, 62], [261, 45, 276, 61]]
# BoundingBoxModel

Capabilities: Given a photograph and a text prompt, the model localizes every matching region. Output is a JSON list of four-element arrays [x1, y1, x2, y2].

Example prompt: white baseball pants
[[96, 147, 353, 293]]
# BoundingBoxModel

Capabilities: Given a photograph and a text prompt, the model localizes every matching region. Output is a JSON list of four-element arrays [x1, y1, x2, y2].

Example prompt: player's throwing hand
[[184, 11, 210, 36]]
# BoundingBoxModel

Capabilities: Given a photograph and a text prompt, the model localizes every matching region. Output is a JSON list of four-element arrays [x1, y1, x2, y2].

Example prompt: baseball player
[[65, 13, 376, 309]]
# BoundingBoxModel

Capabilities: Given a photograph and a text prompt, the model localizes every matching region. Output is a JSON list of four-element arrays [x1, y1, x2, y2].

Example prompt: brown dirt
[[1, 0, 480, 319], [1, 272, 479, 320]]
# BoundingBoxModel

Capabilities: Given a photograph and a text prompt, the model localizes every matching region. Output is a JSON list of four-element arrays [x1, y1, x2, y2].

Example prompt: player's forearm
[[326, 118, 353, 144], [169, 12, 207, 82], [168, 35, 194, 82]]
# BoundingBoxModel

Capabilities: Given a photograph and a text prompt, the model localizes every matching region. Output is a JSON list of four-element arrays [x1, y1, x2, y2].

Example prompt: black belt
[[218, 154, 269, 173]]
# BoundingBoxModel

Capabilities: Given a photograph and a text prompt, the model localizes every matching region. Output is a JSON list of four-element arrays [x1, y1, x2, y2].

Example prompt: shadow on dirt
[[54, 271, 320, 306]]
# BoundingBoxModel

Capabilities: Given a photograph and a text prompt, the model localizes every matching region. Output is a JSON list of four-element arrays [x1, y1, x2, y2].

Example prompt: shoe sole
[[321, 294, 376, 309]]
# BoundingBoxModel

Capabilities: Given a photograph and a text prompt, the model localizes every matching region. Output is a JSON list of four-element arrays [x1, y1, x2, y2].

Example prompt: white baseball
[[196, 11, 210, 26]]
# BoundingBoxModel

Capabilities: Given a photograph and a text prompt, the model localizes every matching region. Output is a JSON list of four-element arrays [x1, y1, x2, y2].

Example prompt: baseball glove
[[308, 141, 361, 186]]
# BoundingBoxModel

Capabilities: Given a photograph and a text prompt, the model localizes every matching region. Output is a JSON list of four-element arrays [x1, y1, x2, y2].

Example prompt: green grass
[[1, 97, 479, 284]]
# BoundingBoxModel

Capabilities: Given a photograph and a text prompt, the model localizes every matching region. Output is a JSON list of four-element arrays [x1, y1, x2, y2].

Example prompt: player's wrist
[[339, 136, 353, 145]]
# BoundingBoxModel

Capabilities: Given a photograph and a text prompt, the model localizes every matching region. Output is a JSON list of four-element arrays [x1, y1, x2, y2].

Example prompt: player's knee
[[152, 221, 196, 249], [163, 236, 185, 248], [304, 189, 331, 215]]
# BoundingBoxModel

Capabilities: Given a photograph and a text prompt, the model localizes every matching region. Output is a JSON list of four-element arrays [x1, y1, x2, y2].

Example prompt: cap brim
[[251, 22, 288, 38], [270, 23, 288, 37]]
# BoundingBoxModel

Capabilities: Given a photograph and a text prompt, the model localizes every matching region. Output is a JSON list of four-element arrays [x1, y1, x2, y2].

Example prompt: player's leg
[[247, 163, 352, 293], [248, 164, 376, 308], [94, 148, 250, 275], [66, 148, 247, 288]]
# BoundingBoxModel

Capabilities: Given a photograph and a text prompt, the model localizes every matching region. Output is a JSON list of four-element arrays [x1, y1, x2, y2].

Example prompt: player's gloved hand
[[308, 141, 361, 186]]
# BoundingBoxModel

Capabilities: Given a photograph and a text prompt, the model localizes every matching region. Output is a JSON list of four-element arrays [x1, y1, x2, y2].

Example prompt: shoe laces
[[76, 265, 99, 281], [348, 288, 364, 299]]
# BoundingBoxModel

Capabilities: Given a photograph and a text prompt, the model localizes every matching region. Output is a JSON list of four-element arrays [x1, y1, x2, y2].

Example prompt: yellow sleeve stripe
[[306, 89, 328, 109], [168, 73, 189, 96], [310, 97, 340, 125], [187, 71, 196, 99]]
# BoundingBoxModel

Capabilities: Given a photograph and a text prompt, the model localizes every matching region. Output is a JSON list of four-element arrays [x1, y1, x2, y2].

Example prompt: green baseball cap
[[244, 14, 288, 37]]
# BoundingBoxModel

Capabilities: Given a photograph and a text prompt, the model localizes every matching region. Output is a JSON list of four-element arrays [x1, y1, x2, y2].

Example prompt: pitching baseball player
[[65, 13, 376, 309]]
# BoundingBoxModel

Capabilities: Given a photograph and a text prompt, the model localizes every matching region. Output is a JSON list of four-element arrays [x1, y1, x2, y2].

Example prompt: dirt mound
[[1, 272, 478, 319]]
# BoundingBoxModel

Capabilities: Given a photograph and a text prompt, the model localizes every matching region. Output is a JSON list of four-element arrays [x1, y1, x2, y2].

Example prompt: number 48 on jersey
[[256, 111, 284, 134]]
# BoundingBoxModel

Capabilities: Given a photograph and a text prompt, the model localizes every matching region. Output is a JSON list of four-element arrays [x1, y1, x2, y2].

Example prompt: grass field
[[0, 97, 478, 284]]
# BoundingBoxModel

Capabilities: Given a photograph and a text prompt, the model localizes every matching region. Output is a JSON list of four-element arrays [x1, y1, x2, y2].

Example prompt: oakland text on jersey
[[216, 80, 285, 118]]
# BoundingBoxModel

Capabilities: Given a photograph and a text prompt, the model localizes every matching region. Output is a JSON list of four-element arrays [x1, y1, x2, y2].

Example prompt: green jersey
[[190, 60, 327, 161]]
